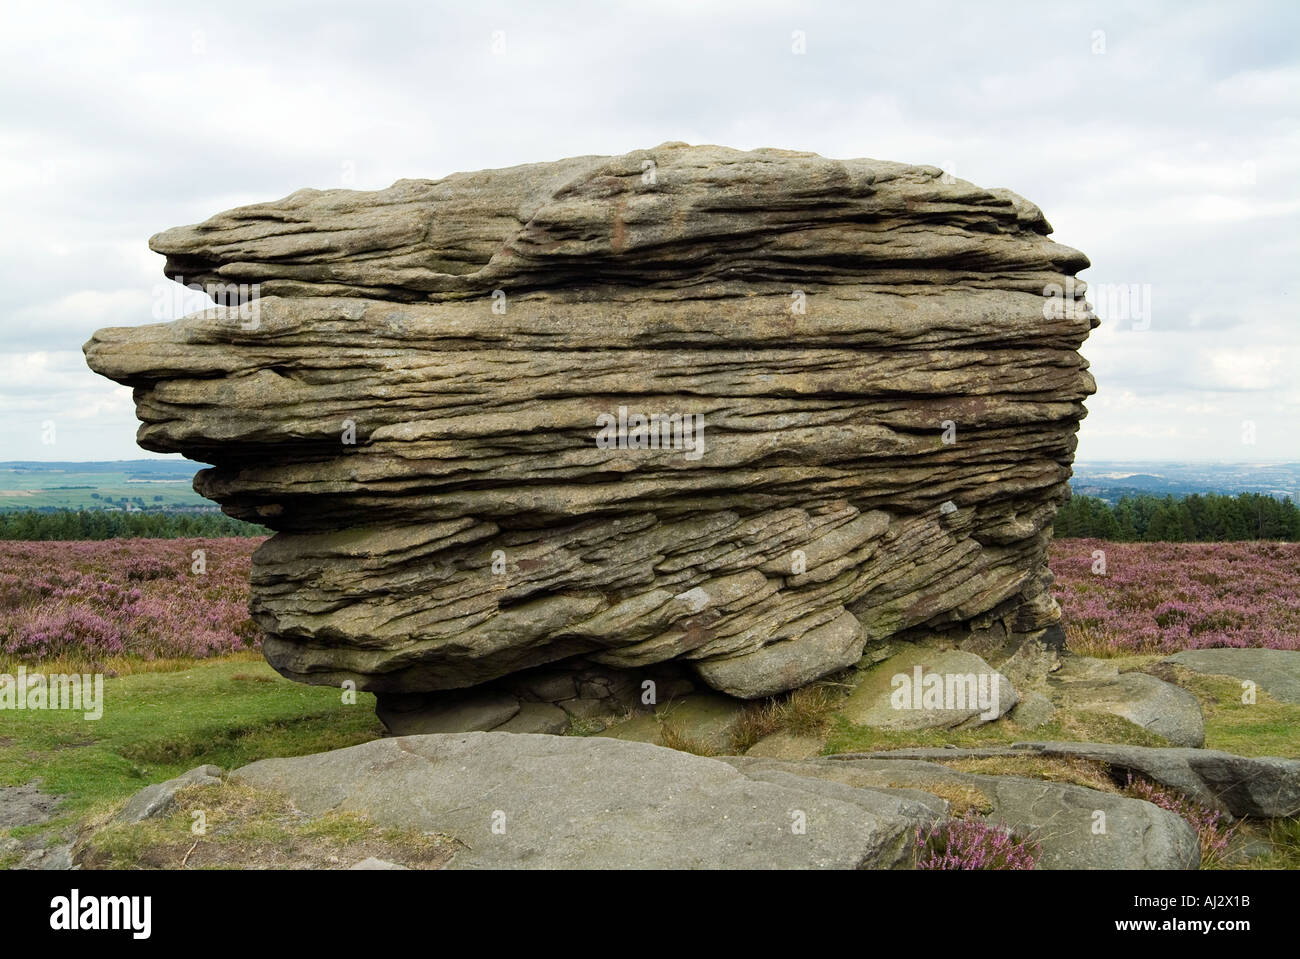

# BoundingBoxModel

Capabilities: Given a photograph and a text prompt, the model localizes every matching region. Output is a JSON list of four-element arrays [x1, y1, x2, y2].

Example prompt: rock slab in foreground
[[828, 742, 1300, 818], [84, 142, 1096, 701], [725, 756, 1200, 870], [232, 732, 939, 869]]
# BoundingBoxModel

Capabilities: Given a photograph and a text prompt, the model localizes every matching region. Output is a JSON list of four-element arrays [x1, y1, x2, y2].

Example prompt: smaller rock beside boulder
[[1164, 648, 1300, 704], [597, 691, 746, 753], [722, 755, 1200, 870], [16, 843, 75, 871], [693, 610, 866, 699], [827, 742, 1300, 819], [1054, 673, 1205, 747], [497, 702, 569, 735], [1009, 690, 1057, 729], [114, 765, 222, 824], [840, 647, 1018, 731]]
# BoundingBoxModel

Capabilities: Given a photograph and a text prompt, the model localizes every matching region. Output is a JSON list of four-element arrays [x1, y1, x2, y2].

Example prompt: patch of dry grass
[[657, 723, 720, 757], [728, 685, 842, 754], [942, 756, 1122, 794], [891, 779, 993, 816], [75, 780, 458, 870], [5, 649, 265, 678]]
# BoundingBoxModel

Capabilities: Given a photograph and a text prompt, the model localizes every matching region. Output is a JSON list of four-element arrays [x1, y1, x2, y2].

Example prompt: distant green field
[[0, 461, 210, 511]]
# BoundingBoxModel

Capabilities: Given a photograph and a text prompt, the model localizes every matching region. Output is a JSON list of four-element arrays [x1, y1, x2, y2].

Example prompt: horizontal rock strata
[[84, 143, 1096, 698]]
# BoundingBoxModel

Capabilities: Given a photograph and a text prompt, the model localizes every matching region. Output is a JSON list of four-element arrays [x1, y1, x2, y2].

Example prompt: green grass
[[0, 656, 382, 839], [1251, 817, 1300, 869], [0, 468, 209, 510], [1169, 669, 1300, 758], [77, 781, 456, 870]]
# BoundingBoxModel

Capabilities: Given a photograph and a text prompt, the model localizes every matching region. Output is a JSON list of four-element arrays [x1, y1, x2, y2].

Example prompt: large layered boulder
[[84, 142, 1096, 700]]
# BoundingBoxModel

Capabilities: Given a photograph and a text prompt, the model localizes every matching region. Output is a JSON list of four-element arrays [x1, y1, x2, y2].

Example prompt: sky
[[1, 0, 1296, 463]]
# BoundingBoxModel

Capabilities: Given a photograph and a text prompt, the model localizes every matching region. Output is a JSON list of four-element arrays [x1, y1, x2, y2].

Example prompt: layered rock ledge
[[84, 143, 1096, 699]]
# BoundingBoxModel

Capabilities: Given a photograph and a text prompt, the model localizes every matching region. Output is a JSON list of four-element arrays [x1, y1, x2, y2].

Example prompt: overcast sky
[[1, 0, 1296, 463]]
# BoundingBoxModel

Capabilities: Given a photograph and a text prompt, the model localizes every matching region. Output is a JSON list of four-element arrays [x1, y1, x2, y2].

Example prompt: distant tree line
[[1054, 492, 1300, 542], [0, 509, 268, 540], [4, 495, 1296, 543]]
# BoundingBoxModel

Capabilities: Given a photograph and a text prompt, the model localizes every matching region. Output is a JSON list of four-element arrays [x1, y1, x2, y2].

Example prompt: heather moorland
[[5, 536, 1297, 671]]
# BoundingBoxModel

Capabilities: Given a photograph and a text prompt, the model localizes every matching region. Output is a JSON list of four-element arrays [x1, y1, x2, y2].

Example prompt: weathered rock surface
[[724, 755, 1200, 869], [14, 843, 76, 871], [596, 691, 745, 752], [829, 742, 1300, 818], [1165, 648, 1300, 704], [1009, 690, 1058, 729], [744, 731, 827, 760], [840, 647, 1019, 730], [1054, 673, 1206, 747], [496, 702, 570, 735], [114, 765, 223, 824], [84, 143, 1095, 701], [231, 732, 940, 869]]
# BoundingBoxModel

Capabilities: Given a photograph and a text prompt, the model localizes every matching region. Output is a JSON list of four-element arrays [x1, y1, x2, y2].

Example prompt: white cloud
[[1216, 64, 1300, 105], [0, 0, 1297, 463]]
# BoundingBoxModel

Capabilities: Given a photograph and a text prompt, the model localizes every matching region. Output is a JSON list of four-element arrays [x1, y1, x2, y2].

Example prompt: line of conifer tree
[[0, 509, 267, 540], [3, 493, 1297, 542], [1053, 492, 1300, 541]]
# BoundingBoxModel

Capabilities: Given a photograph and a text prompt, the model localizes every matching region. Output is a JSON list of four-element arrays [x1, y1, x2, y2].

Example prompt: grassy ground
[[0, 653, 382, 844], [1163, 668, 1300, 758], [5, 644, 1298, 870], [0, 466, 209, 510], [76, 781, 456, 870]]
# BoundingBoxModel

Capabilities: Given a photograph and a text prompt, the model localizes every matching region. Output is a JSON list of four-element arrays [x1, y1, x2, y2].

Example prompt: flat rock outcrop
[[1053, 672, 1206, 747], [829, 742, 1300, 818], [1165, 649, 1300, 704], [231, 733, 940, 869], [107, 733, 1204, 869], [725, 755, 1200, 869], [84, 143, 1095, 700]]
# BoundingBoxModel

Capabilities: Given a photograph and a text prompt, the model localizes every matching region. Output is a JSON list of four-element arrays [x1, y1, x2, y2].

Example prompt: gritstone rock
[[84, 143, 1095, 701]]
